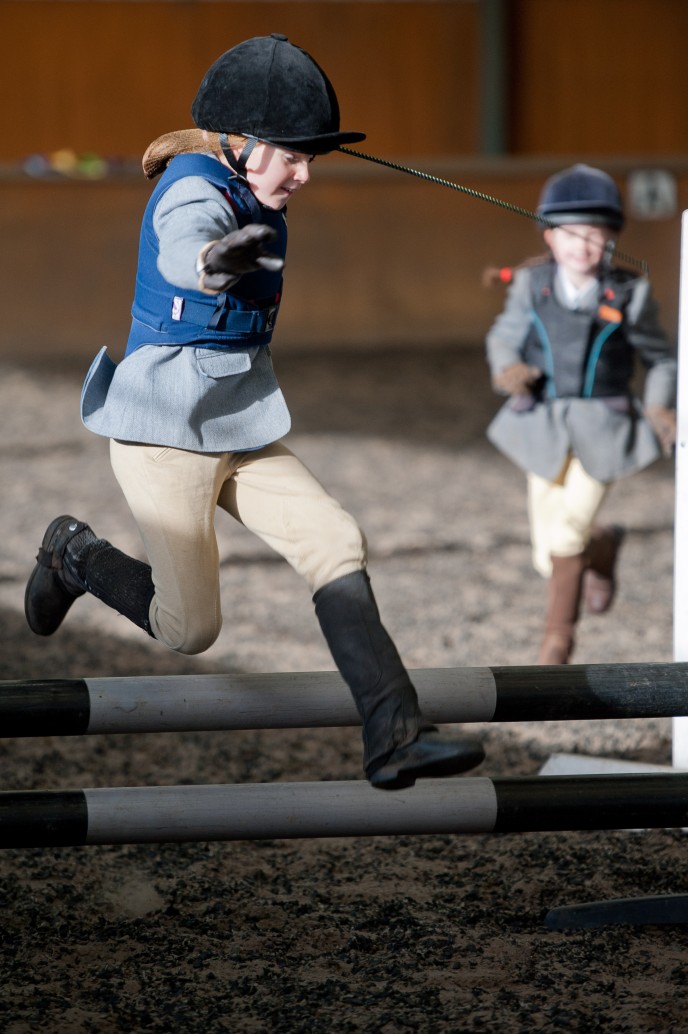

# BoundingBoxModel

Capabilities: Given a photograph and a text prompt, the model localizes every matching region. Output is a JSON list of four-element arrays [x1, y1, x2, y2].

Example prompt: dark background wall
[[1, 0, 687, 360]]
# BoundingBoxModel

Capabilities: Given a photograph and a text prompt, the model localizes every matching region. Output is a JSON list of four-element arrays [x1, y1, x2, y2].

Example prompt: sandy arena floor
[[0, 347, 684, 1033]]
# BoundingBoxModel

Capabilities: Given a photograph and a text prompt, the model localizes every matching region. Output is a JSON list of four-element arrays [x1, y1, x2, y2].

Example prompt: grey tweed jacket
[[485, 263, 676, 483], [81, 168, 291, 452]]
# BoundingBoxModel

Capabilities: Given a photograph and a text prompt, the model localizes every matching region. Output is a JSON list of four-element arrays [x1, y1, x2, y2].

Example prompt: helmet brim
[[227, 129, 367, 155], [538, 208, 624, 231]]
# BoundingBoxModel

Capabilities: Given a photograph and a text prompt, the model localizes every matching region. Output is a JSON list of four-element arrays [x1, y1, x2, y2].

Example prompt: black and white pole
[[3, 662, 688, 736], [2, 774, 688, 848]]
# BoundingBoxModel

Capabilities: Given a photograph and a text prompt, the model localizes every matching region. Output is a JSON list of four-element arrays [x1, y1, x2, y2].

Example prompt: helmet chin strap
[[219, 133, 259, 179], [602, 238, 617, 271]]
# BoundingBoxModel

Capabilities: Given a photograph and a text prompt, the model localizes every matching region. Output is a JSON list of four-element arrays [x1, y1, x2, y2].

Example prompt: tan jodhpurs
[[110, 439, 367, 654], [527, 457, 609, 578]]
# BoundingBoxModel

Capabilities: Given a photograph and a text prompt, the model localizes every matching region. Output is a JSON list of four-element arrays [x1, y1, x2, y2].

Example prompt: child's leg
[[25, 441, 228, 652], [25, 514, 156, 639], [527, 472, 561, 579], [527, 460, 607, 575], [557, 459, 610, 556], [218, 441, 366, 592], [583, 524, 625, 614], [109, 441, 227, 653], [555, 461, 623, 609], [221, 442, 485, 788], [528, 461, 608, 664], [537, 553, 587, 665]]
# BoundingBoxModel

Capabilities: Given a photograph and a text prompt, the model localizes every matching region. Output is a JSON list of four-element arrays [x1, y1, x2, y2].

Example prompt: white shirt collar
[[556, 267, 598, 309]]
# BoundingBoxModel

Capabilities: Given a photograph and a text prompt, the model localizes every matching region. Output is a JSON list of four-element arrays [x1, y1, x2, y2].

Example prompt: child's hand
[[197, 225, 284, 293], [646, 405, 677, 457], [492, 362, 542, 396]]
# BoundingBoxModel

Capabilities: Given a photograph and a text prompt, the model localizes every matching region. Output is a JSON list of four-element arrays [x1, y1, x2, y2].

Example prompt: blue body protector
[[125, 154, 287, 356]]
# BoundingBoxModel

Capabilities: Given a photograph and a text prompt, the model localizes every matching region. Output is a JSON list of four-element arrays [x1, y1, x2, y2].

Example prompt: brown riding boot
[[583, 524, 625, 614], [537, 553, 586, 665]]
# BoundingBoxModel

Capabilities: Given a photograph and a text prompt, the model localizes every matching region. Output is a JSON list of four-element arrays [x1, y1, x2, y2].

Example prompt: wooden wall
[[0, 1, 479, 161], [1, 1, 686, 361], [509, 0, 688, 155], [1, 0, 687, 160]]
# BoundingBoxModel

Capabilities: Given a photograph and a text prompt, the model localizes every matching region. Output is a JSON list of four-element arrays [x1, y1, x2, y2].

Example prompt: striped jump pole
[[2, 773, 688, 847], [2, 661, 688, 736]]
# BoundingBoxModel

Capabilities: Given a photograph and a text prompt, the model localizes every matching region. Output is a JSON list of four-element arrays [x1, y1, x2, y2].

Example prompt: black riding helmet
[[192, 33, 366, 174], [537, 163, 625, 231]]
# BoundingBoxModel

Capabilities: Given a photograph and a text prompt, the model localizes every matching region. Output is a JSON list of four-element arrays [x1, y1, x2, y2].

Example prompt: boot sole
[[369, 740, 486, 791]]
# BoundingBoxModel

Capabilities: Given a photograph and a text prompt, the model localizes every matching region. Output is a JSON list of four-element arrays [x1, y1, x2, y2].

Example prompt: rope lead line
[[338, 147, 649, 276]]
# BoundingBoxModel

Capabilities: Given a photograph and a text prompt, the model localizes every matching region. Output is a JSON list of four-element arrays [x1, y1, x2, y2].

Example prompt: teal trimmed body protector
[[522, 262, 635, 400], [126, 153, 287, 355]]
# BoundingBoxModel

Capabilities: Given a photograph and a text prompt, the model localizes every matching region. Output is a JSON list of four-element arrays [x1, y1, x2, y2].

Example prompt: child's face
[[543, 223, 617, 282], [241, 142, 314, 209]]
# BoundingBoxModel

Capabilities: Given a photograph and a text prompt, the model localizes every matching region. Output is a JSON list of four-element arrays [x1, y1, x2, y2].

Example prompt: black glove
[[197, 224, 283, 293]]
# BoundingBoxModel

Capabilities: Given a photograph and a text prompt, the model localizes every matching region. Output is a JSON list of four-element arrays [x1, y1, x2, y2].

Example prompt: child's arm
[[152, 176, 239, 290], [626, 278, 677, 455], [485, 269, 541, 395]]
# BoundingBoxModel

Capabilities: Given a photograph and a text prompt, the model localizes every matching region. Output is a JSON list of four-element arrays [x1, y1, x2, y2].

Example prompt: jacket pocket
[[195, 346, 258, 379]]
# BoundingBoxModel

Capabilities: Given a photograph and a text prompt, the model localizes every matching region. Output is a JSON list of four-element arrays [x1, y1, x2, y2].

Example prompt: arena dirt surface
[[0, 347, 685, 1033]]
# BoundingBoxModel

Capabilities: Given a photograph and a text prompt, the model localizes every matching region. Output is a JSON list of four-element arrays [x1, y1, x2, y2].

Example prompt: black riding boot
[[314, 570, 485, 789], [25, 515, 155, 637]]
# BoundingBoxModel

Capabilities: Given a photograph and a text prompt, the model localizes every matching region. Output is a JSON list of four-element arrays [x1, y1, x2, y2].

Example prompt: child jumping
[[484, 163, 676, 665], [25, 34, 485, 787]]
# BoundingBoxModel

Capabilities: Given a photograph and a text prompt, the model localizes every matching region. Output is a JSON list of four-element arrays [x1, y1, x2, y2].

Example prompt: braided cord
[[338, 147, 648, 276]]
